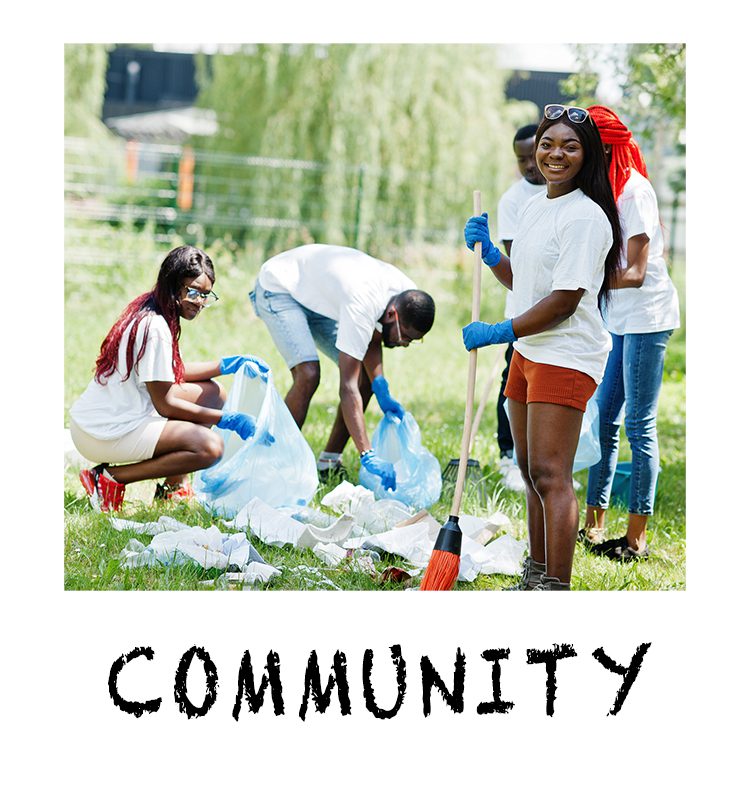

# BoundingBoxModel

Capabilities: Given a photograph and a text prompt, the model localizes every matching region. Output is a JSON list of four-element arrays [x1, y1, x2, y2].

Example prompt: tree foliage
[[64, 44, 112, 138], [562, 44, 685, 149], [194, 44, 530, 254]]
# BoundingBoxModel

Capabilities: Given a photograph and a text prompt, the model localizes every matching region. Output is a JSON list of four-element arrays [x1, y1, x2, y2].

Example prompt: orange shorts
[[504, 350, 597, 412]]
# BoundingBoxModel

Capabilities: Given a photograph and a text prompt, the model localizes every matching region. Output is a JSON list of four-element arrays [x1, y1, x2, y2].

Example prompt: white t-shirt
[[258, 244, 417, 361], [497, 178, 547, 319], [70, 313, 174, 439], [511, 189, 613, 384], [603, 170, 681, 335]]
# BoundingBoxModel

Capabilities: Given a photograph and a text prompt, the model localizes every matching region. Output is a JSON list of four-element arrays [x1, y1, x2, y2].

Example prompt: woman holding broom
[[69, 245, 260, 512], [462, 105, 622, 590]]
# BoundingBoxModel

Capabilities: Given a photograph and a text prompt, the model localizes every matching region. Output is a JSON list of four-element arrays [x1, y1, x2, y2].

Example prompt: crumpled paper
[[228, 497, 358, 548], [117, 523, 270, 574]]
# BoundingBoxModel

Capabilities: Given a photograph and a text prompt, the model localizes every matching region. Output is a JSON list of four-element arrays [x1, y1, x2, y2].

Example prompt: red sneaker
[[154, 481, 195, 502], [79, 464, 126, 513]]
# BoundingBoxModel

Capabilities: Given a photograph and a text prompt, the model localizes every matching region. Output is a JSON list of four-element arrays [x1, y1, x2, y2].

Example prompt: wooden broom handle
[[450, 190, 483, 517]]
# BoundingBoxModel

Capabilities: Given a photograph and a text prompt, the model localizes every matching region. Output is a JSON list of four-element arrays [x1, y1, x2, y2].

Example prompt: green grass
[[64, 230, 686, 591]]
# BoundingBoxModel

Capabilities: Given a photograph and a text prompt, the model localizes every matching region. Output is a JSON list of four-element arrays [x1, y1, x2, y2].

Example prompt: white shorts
[[69, 416, 168, 464]]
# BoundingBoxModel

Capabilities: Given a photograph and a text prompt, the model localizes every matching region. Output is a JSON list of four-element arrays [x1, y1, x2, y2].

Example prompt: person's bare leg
[[626, 513, 649, 552], [324, 370, 373, 454], [584, 504, 607, 542], [106, 421, 224, 485], [527, 402, 584, 584], [508, 398, 545, 566], [162, 379, 226, 487], [285, 361, 320, 428]]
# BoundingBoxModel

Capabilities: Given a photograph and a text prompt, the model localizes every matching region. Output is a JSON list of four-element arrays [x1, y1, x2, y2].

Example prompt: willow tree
[[64, 44, 112, 138], [195, 44, 526, 255]]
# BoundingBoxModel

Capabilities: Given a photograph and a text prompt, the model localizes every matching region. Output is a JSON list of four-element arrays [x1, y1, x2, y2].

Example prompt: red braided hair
[[93, 245, 215, 385], [587, 105, 649, 202], [94, 292, 185, 385]]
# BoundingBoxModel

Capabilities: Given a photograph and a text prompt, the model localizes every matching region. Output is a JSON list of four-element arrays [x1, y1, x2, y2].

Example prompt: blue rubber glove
[[360, 450, 397, 491], [464, 213, 502, 267], [462, 320, 517, 351], [219, 355, 270, 376], [217, 411, 257, 440], [371, 375, 405, 419]]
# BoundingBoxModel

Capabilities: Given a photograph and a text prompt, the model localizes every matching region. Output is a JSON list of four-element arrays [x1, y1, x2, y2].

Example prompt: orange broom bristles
[[420, 549, 460, 591], [420, 515, 462, 591]]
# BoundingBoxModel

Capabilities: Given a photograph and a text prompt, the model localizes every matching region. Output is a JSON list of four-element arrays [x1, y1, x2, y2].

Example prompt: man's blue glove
[[371, 375, 405, 419], [217, 411, 257, 440], [462, 320, 517, 351], [464, 213, 502, 267], [360, 450, 397, 491], [219, 355, 270, 377]]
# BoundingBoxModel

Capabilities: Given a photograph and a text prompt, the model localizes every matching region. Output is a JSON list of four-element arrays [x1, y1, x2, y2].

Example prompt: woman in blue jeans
[[582, 106, 681, 560]]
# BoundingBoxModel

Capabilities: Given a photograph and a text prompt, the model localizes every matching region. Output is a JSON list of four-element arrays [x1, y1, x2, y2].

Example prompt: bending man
[[251, 243, 435, 489]]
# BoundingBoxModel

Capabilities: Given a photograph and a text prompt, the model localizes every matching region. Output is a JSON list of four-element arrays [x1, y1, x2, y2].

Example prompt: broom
[[420, 190, 484, 591]]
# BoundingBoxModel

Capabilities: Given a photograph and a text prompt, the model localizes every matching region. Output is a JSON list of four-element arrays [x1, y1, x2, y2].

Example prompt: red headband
[[588, 104, 649, 201]]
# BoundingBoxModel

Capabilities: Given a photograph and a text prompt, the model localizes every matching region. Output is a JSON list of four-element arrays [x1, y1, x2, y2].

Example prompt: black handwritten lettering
[[173, 646, 219, 719], [593, 643, 652, 715], [299, 650, 351, 721], [362, 644, 407, 719], [421, 648, 465, 716], [477, 648, 514, 715], [232, 650, 284, 720], [526, 644, 577, 716], [108, 646, 161, 717]]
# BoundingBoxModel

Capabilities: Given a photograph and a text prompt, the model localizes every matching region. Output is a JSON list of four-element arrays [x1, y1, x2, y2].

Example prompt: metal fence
[[64, 136, 462, 273]]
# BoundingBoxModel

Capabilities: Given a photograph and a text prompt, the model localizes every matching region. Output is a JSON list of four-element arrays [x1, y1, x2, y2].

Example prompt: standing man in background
[[495, 123, 546, 487]]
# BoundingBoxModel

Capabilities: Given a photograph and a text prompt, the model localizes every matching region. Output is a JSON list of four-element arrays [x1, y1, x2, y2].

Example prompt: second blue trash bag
[[502, 395, 601, 472], [572, 397, 601, 472], [358, 412, 442, 510], [194, 356, 318, 517]]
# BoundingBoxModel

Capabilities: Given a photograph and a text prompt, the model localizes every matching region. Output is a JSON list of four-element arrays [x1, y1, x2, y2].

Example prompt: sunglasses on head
[[544, 104, 590, 124]]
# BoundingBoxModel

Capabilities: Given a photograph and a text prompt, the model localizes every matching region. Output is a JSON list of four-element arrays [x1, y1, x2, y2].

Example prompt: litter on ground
[[106, 478, 525, 588]]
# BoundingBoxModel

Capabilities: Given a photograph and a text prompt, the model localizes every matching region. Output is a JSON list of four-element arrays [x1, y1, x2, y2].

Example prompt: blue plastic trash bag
[[502, 395, 601, 472], [572, 397, 601, 472], [358, 412, 442, 509], [195, 356, 318, 516]]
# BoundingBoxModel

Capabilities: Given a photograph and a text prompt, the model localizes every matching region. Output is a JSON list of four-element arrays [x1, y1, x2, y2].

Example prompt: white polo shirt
[[258, 244, 416, 361]]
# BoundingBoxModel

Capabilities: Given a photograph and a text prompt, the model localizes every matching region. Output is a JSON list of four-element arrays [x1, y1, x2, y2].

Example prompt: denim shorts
[[250, 281, 339, 369]]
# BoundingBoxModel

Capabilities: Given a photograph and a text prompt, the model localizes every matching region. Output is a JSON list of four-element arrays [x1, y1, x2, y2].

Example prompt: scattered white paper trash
[[108, 482, 525, 588], [117, 523, 271, 576]]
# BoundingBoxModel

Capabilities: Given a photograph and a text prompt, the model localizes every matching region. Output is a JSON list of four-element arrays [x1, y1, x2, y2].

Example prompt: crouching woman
[[69, 245, 257, 512]]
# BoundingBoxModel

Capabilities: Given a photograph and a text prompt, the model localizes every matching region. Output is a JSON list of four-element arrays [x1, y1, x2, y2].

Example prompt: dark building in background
[[505, 70, 576, 116], [103, 47, 200, 119]]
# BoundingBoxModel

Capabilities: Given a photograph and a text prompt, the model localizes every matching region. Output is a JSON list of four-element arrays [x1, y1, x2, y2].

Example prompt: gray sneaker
[[533, 573, 571, 591], [505, 556, 545, 590]]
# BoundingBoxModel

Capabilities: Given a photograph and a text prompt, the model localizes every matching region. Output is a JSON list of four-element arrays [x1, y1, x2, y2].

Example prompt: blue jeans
[[586, 330, 672, 515], [250, 282, 339, 369]]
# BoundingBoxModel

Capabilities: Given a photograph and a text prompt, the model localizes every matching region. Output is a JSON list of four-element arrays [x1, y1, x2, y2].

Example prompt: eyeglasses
[[544, 104, 590, 124], [184, 286, 219, 306], [393, 309, 424, 346]]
